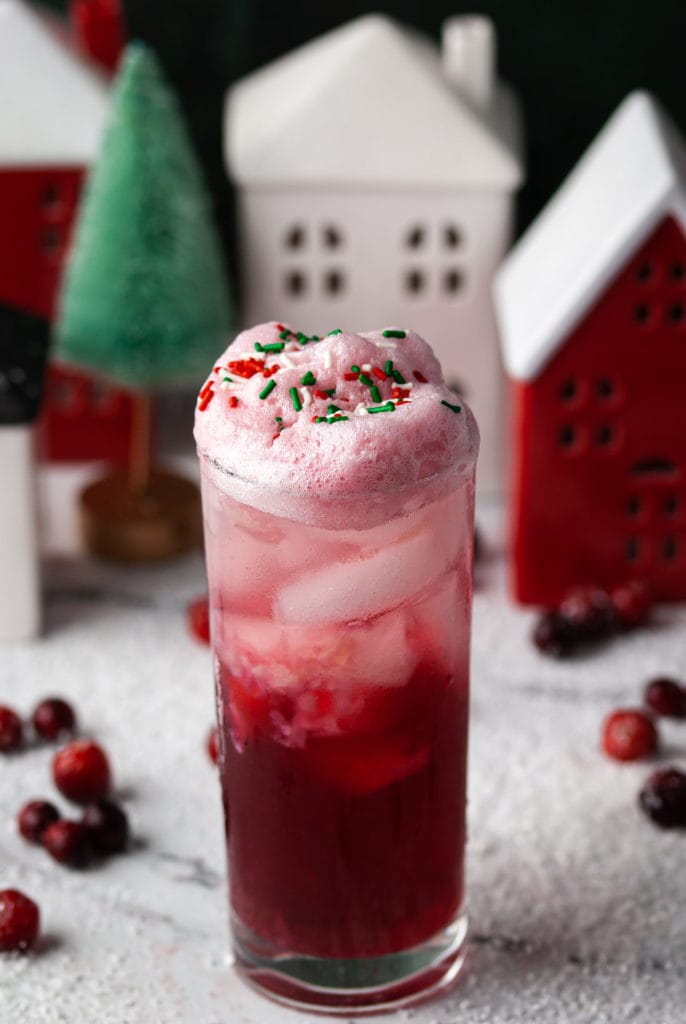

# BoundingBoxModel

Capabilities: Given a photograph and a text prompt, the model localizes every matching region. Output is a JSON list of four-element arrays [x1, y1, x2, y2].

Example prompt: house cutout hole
[[668, 302, 684, 324], [635, 262, 652, 282], [558, 424, 577, 450], [626, 495, 641, 517], [625, 536, 640, 563], [596, 377, 615, 400], [559, 378, 578, 402], [322, 225, 343, 249], [41, 226, 60, 253], [8, 366, 26, 385], [444, 268, 463, 295], [669, 262, 685, 282], [663, 536, 678, 562], [444, 225, 462, 249], [632, 457, 677, 478], [284, 225, 306, 250], [664, 494, 679, 517], [405, 225, 426, 249], [405, 269, 426, 295], [42, 182, 61, 209], [633, 303, 650, 324], [284, 270, 306, 297], [596, 424, 614, 447], [53, 379, 77, 411], [323, 269, 344, 296]]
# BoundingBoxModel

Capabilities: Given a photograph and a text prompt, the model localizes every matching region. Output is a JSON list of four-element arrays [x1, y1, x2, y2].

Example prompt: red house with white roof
[[0, 0, 133, 463], [495, 92, 686, 605]]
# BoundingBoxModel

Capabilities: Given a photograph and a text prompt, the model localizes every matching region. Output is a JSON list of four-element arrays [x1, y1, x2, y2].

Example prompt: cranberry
[[0, 890, 40, 952], [601, 708, 658, 762], [52, 740, 111, 805], [206, 726, 219, 765], [187, 595, 210, 645], [32, 697, 77, 741], [82, 800, 129, 855], [644, 677, 686, 719], [532, 611, 579, 658], [639, 767, 686, 828], [17, 800, 60, 845], [558, 585, 616, 640], [610, 580, 653, 630], [0, 706, 23, 753], [42, 820, 94, 868]]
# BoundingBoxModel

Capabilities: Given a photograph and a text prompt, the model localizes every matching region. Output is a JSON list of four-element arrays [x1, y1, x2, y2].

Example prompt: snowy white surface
[[1, 479, 685, 1023]]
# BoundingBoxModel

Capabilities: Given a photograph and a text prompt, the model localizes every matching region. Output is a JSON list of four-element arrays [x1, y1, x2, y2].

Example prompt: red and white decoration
[[495, 92, 686, 605]]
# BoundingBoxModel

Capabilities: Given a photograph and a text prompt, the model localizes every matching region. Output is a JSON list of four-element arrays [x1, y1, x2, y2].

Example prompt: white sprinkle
[[239, 351, 253, 359], [354, 403, 369, 417], [370, 339, 398, 349], [280, 353, 295, 370], [301, 387, 312, 408], [397, 381, 413, 389], [323, 349, 333, 369], [361, 363, 372, 372], [219, 381, 232, 391]]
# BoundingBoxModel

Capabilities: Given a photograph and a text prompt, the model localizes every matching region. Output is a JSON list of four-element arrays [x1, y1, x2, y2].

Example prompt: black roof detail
[[0, 302, 50, 425]]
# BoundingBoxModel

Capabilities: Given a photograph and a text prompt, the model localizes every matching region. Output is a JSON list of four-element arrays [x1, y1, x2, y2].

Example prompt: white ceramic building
[[225, 14, 523, 493]]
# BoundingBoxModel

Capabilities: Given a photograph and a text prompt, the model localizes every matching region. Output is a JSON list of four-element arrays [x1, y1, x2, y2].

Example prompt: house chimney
[[69, 0, 126, 75], [441, 15, 495, 112]]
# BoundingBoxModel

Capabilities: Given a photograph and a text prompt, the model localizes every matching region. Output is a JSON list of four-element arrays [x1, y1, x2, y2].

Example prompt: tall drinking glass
[[196, 324, 478, 1013]]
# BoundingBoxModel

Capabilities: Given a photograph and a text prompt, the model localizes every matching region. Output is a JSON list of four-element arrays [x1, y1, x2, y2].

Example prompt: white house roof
[[0, 0, 107, 166], [495, 91, 686, 381], [225, 14, 522, 189]]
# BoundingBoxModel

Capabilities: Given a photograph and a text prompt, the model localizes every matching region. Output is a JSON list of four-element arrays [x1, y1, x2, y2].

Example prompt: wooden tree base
[[80, 468, 202, 562]]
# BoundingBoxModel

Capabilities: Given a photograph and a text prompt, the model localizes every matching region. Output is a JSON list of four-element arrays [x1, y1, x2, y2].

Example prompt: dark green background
[[47, 1, 686, 259]]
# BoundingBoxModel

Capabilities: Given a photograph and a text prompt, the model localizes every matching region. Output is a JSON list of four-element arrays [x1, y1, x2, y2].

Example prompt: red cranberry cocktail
[[195, 324, 479, 1012]]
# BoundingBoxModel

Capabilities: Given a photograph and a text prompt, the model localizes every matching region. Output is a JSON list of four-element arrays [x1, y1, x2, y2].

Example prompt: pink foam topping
[[194, 323, 478, 524]]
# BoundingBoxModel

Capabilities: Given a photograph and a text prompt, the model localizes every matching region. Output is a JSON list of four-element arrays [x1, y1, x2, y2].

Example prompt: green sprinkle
[[383, 329, 406, 339], [370, 385, 381, 403], [261, 342, 285, 352], [301, 370, 316, 386], [279, 330, 291, 340], [350, 365, 360, 374], [327, 404, 341, 414], [367, 402, 395, 414], [259, 380, 276, 400], [289, 386, 302, 412], [275, 416, 283, 423], [222, 376, 233, 383], [440, 400, 462, 414], [328, 329, 342, 336], [315, 416, 327, 423], [391, 369, 406, 384], [384, 360, 394, 376], [359, 374, 374, 387], [328, 415, 349, 423], [296, 332, 309, 345], [323, 388, 336, 396], [254, 342, 264, 352], [310, 335, 320, 341]]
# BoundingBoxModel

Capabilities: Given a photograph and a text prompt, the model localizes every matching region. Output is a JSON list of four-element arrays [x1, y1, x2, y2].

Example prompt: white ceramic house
[[225, 14, 524, 493], [0, 0, 106, 640]]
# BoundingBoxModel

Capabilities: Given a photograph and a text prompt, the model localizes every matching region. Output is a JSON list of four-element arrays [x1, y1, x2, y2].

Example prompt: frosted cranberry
[[532, 611, 579, 658], [187, 596, 210, 645], [32, 698, 76, 741], [17, 800, 60, 845], [82, 800, 129, 855], [601, 709, 658, 762], [206, 726, 219, 765], [610, 580, 652, 630], [0, 890, 40, 952], [644, 677, 686, 719], [52, 740, 111, 805], [639, 768, 686, 828], [558, 585, 616, 639], [0, 706, 23, 753], [42, 820, 94, 868]]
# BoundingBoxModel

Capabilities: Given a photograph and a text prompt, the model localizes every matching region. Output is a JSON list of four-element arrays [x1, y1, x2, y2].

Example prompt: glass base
[[232, 909, 467, 1015]]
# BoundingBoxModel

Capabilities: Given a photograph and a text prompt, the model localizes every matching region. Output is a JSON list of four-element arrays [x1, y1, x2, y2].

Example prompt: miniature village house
[[0, 0, 134, 464], [225, 14, 523, 493], [495, 92, 686, 605]]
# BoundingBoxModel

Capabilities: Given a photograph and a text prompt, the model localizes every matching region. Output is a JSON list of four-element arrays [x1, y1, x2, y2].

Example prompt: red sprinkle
[[413, 370, 428, 383], [228, 358, 265, 379], [229, 396, 239, 408], [314, 389, 331, 399], [372, 367, 387, 381], [343, 372, 359, 381], [198, 388, 214, 411], [276, 323, 288, 332]]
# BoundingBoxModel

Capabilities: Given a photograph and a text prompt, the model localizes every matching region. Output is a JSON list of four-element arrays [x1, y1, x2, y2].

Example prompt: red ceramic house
[[495, 92, 686, 605], [0, 0, 133, 463]]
